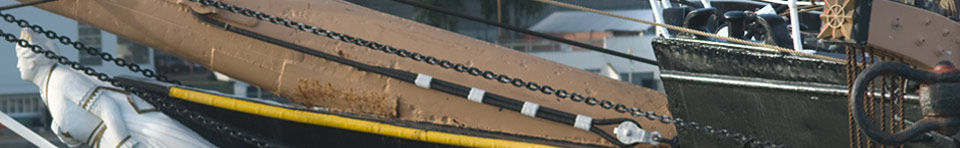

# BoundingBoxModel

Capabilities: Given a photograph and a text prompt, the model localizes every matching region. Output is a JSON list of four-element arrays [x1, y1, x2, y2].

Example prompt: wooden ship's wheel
[[819, 0, 856, 40]]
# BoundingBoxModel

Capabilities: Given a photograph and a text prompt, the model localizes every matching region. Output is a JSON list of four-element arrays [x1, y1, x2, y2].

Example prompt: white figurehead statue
[[15, 28, 214, 148]]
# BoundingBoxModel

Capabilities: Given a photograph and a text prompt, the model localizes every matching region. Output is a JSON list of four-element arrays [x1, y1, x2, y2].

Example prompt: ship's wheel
[[819, 0, 857, 40]]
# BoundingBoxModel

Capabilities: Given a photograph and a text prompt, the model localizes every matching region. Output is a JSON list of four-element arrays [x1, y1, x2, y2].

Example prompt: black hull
[[651, 38, 953, 147]]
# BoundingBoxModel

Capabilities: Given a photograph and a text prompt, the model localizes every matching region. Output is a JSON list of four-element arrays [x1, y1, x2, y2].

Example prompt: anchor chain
[[0, 12, 180, 85], [186, 0, 787, 147], [0, 26, 276, 147]]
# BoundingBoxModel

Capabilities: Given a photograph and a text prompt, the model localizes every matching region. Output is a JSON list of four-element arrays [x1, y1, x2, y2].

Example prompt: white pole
[[700, 0, 713, 8], [0, 111, 57, 148], [788, 0, 804, 51], [650, 0, 671, 37], [660, 0, 673, 8]]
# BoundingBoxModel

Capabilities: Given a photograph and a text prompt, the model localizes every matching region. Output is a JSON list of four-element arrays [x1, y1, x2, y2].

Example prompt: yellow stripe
[[168, 87, 556, 148]]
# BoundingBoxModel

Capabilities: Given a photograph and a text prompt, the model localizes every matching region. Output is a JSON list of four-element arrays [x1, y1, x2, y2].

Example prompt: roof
[[529, 9, 654, 33]]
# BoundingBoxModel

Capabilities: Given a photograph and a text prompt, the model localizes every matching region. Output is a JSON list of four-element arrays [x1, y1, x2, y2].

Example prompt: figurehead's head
[[15, 28, 60, 82]]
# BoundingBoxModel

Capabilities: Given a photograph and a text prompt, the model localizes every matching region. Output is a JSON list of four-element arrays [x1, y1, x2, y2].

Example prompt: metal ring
[[555, 89, 569, 98], [3, 35, 15, 42], [57, 37, 71, 44], [396, 49, 411, 57], [599, 100, 613, 109], [454, 64, 467, 72], [614, 104, 628, 113], [114, 59, 128, 66], [440, 60, 454, 68], [482, 71, 496, 79], [633, 108, 646, 117], [585, 97, 599, 106], [645, 111, 658, 120], [511, 78, 526, 87], [570, 93, 584, 102], [128, 64, 142, 72], [540, 86, 555, 94], [29, 26, 42, 33], [526, 82, 540, 91], [383, 46, 399, 53], [425, 57, 440, 65], [16, 40, 28, 47], [660, 115, 674, 124], [410, 53, 425, 61], [99, 53, 113, 61], [15, 20, 29, 27], [86, 48, 100, 55], [467, 67, 482, 76], [2, 14, 15, 22], [369, 43, 384, 51], [45, 31, 57, 39], [497, 75, 511, 83]]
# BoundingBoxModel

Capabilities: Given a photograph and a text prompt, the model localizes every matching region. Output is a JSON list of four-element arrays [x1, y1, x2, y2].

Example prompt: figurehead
[[15, 28, 60, 83]]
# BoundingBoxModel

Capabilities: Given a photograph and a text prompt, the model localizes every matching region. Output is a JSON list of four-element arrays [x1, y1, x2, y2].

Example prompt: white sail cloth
[[14, 28, 214, 148]]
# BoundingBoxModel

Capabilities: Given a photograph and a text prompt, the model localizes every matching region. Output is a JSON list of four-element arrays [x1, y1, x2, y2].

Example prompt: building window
[[117, 37, 150, 64], [620, 72, 659, 90], [77, 23, 102, 65]]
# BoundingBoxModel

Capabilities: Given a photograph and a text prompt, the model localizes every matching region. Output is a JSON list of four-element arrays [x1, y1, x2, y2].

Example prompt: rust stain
[[293, 79, 396, 117]]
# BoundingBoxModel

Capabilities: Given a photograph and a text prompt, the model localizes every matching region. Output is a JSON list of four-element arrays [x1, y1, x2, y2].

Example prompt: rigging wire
[[392, 0, 659, 66], [531, 0, 844, 63]]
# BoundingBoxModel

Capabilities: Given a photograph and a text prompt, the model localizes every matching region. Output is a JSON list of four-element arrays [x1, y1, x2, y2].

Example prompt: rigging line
[[392, 0, 659, 66], [0, 0, 56, 11], [192, 11, 648, 147], [532, 0, 845, 63]]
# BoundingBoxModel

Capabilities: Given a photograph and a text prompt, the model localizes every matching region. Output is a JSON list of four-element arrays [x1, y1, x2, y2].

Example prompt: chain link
[[186, 0, 787, 147], [0, 12, 180, 85], [0, 25, 273, 147]]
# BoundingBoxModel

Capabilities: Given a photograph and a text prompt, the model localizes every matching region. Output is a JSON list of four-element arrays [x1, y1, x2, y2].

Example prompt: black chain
[[186, 0, 787, 147], [131, 90, 275, 148], [0, 12, 180, 85], [0, 27, 273, 147]]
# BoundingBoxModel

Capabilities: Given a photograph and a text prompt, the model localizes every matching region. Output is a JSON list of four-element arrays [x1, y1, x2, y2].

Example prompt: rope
[[532, 0, 845, 63]]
